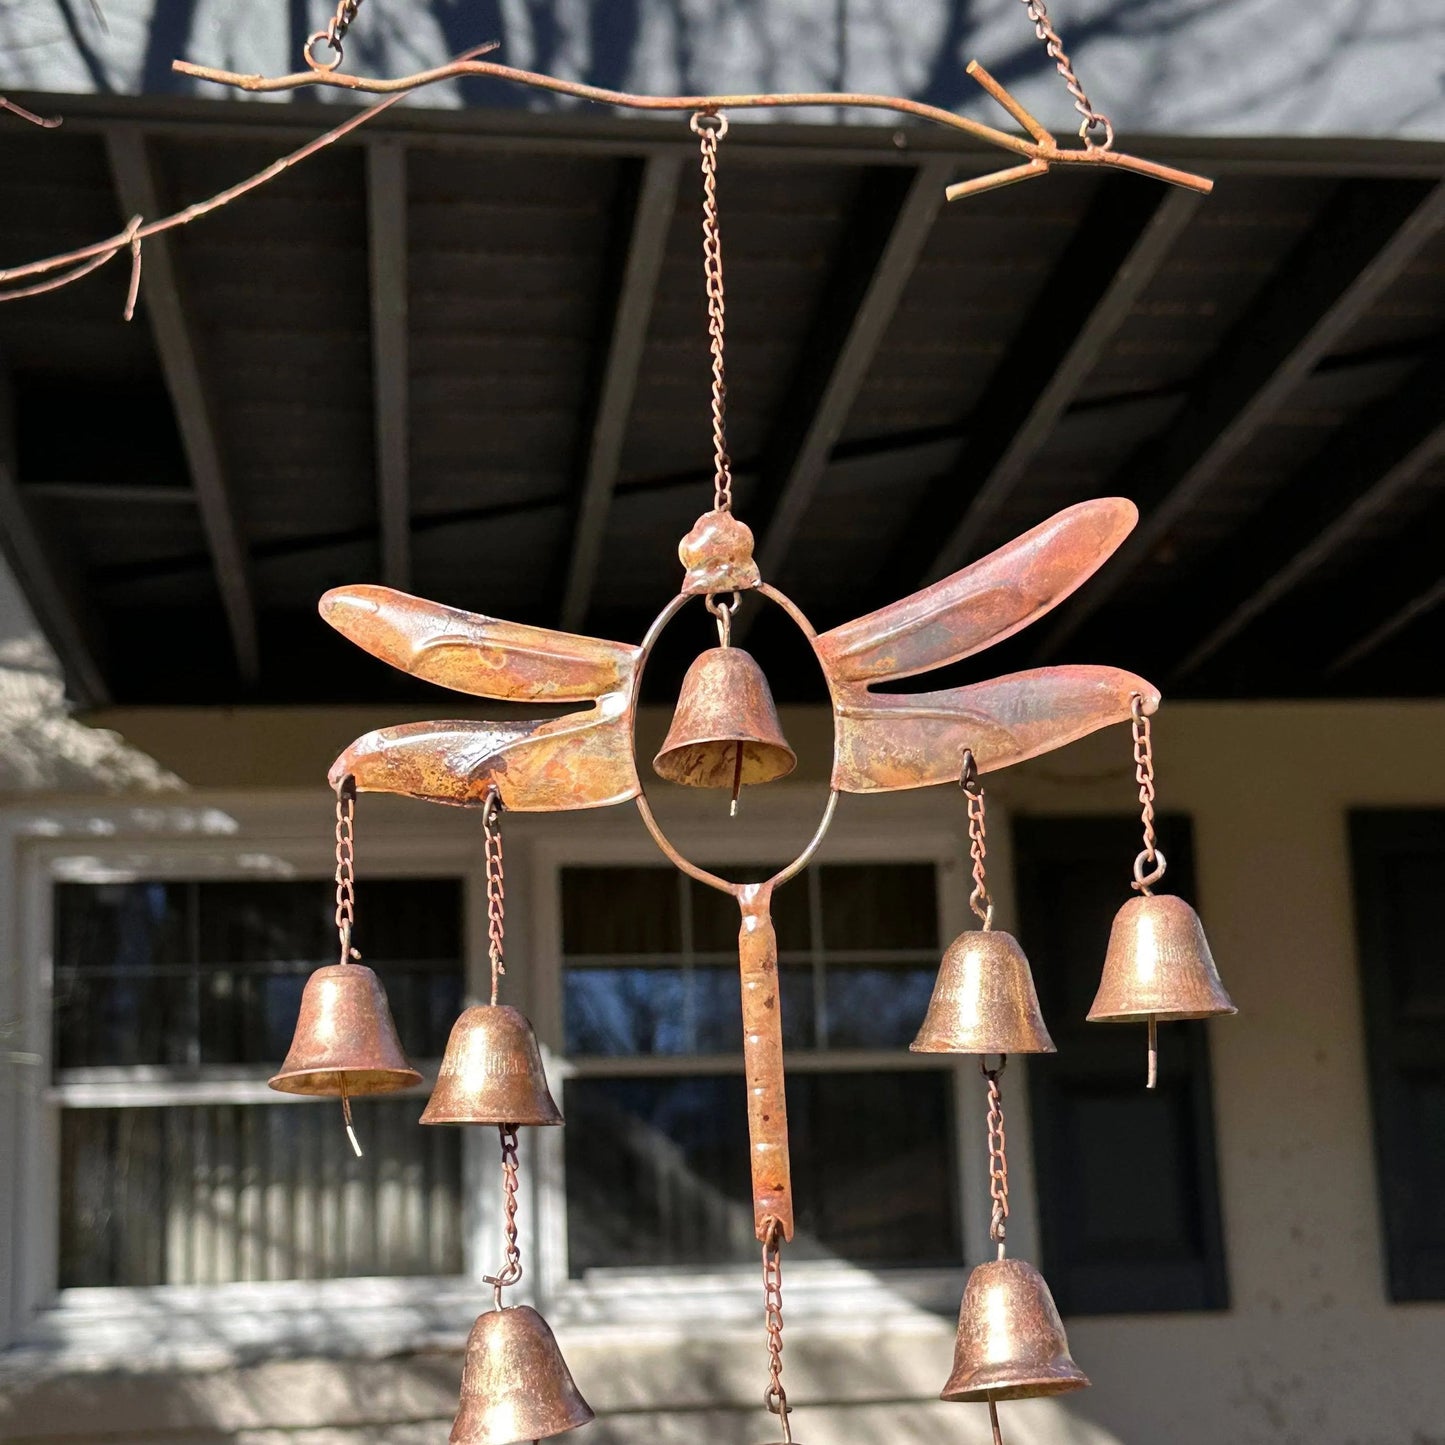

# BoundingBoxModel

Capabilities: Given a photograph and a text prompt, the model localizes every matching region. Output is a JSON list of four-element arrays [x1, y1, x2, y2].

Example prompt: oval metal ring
[[631, 584, 838, 896]]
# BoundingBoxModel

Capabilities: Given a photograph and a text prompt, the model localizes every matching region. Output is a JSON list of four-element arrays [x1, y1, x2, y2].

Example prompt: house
[[0, 4, 1442, 1443]]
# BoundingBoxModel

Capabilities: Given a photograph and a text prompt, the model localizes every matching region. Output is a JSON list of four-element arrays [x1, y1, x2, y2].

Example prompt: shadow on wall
[[0, 0, 1441, 139], [0, 561, 179, 796]]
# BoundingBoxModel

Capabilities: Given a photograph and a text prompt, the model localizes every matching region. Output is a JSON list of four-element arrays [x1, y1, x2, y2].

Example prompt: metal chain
[[761, 1218, 791, 1442], [960, 750, 994, 929], [334, 776, 358, 965], [1130, 694, 1166, 893], [306, 0, 364, 72], [483, 1125, 524, 1309], [483, 787, 507, 1005], [1016, 0, 1115, 150], [333, 776, 363, 1158], [982, 1059, 1009, 1256], [691, 111, 733, 515]]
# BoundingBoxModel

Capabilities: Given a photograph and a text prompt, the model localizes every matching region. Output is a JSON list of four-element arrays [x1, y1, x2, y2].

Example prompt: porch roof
[[0, 93, 1442, 707]]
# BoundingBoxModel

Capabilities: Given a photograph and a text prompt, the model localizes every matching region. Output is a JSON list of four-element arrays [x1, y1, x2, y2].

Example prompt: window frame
[[522, 791, 1043, 1329], [2, 794, 492, 1365], [1, 788, 1048, 1361]]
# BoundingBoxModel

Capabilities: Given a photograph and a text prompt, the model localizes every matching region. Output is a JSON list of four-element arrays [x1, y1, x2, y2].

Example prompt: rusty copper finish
[[420, 1005, 563, 1127], [322, 585, 641, 812], [738, 884, 793, 1239], [322, 496, 1159, 1241], [268, 963, 422, 1096], [653, 645, 797, 790], [171, 56, 1212, 200], [816, 499, 1159, 793], [450, 1305, 595, 1445], [942, 1257, 1090, 1403], [911, 932, 1055, 1055], [1089, 893, 1236, 1024], [679, 509, 761, 596]]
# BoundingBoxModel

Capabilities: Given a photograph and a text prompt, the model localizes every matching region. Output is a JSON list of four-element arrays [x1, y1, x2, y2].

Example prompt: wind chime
[[253, 5, 1236, 1444]]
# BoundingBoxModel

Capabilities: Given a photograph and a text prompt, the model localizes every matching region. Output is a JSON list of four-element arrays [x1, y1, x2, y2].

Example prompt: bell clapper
[[731, 739, 743, 816], [988, 1395, 1004, 1445], [1147, 1013, 1158, 1090], [341, 1077, 363, 1158]]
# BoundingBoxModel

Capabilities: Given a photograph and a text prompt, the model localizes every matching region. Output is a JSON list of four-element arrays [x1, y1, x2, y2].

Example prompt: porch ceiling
[[0, 92, 1442, 708]]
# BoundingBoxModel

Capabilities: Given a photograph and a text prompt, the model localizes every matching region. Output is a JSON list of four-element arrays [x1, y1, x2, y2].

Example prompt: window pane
[[819, 864, 937, 951], [564, 964, 812, 1055], [566, 967, 689, 1055], [59, 1101, 463, 1286], [561, 868, 680, 954], [54, 878, 463, 1070], [691, 872, 809, 952], [564, 1070, 958, 1274], [823, 964, 936, 1049]]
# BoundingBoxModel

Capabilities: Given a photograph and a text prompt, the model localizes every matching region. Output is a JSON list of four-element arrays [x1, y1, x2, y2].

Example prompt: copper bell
[[421, 1005, 563, 1126], [942, 1258, 1090, 1403], [911, 930, 1055, 1055], [653, 646, 797, 791], [1089, 894, 1236, 1024], [269, 963, 422, 1095], [450, 1305, 594, 1445]]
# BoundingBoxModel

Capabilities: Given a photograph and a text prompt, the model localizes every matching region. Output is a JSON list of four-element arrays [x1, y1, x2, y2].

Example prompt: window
[[1013, 815, 1229, 1314], [557, 862, 962, 1276], [52, 877, 465, 1288], [1350, 810, 1445, 1302]]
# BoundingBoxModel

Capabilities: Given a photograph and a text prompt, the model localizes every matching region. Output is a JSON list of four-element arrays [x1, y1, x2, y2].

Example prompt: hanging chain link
[[482, 787, 507, 1005], [334, 776, 359, 964], [306, 0, 364, 72], [691, 111, 734, 515], [1016, 0, 1115, 150], [960, 750, 994, 929], [1130, 694, 1167, 893], [761, 1218, 792, 1441], [483, 1125, 524, 1309], [982, 1058, 1009, 1256], [333, 776, 363, 1158]]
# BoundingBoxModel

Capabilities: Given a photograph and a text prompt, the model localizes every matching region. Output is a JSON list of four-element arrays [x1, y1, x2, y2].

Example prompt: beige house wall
[[2, 700, 1443, 1445]]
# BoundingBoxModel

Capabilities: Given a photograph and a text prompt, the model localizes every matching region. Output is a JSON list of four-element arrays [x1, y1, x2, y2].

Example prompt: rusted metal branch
[[0, 96, 62, 128], [0, 79, 424, 307], [0, 40, 1209, 312], [171, 51, 1213, 197]]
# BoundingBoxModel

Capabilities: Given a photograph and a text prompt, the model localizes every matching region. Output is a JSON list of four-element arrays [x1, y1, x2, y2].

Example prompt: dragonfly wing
[[816, 499, 1137, 687], [330, 700, 640, 812], [833, 666, 1158, 793], [321, 585, 639, 702]]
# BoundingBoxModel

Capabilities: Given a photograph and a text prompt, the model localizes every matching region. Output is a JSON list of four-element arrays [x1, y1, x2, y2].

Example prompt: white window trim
[[517, 787, 1043, 1333], [0, 786, 1043, 1370]]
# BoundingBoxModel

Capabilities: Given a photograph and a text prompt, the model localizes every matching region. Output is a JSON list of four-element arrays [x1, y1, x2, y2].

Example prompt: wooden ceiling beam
[[1169, 347, 1445, 679], [561, 152, 682, 632], [916, 187, 1201, 587], [107, 127, 261, 686], [1029, 176, 1445, 662], [1328, 548, 1445, 677], [367, 141, 411, 591], [748, 158, 953, 591]]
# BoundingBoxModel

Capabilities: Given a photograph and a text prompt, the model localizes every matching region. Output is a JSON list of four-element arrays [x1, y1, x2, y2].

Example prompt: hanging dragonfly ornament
[[308, 99, 1201, 1445], [262, 7, 1233, 1445]]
